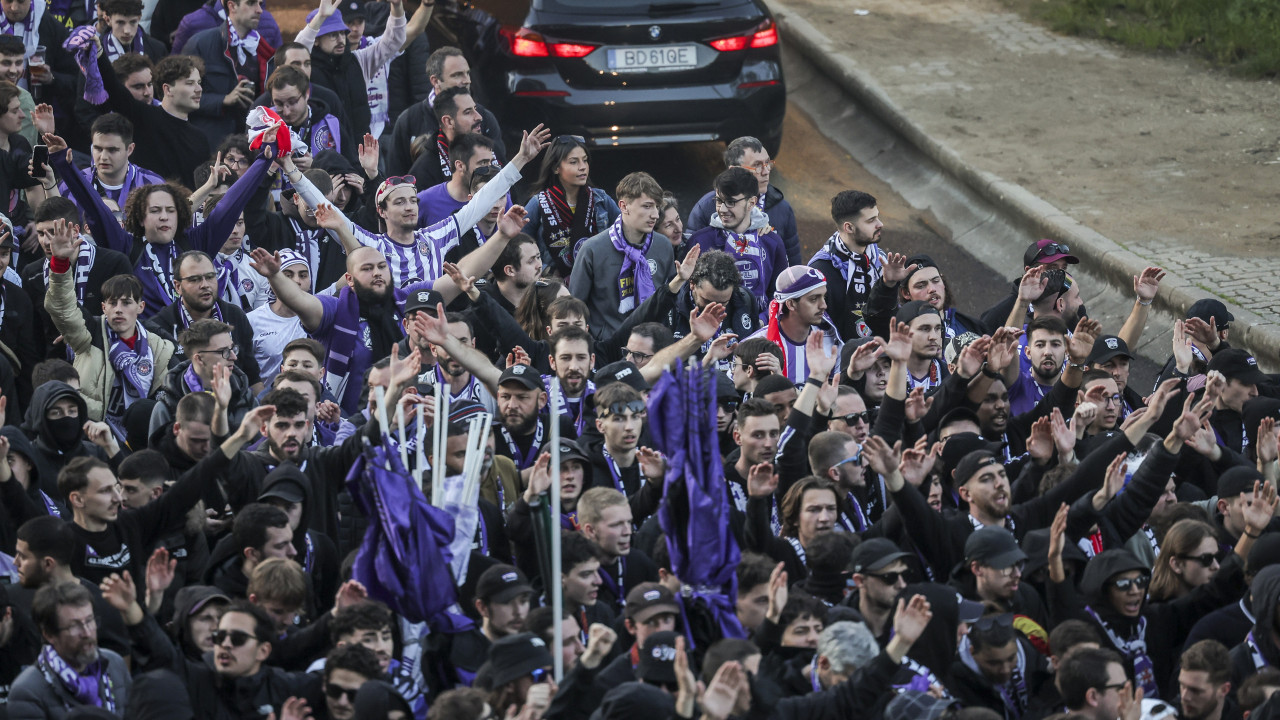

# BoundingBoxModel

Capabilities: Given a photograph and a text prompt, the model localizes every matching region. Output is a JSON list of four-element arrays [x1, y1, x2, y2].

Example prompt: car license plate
[[607, 44, 697, 72]]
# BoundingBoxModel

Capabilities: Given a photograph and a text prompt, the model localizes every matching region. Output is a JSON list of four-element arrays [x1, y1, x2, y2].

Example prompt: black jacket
[[310, 47, 372, 140], [22, 381, 111, 499], [0, 278, 42, 410], [149, 359, 256, 447], [385, 97, 505, 178], [145, 298, 262, 387]]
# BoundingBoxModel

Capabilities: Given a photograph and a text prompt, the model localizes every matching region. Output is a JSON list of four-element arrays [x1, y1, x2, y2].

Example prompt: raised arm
[[187, 153, 275, 254], [439, 125, 550, 234], [352, 0, 406, 81], [42, 220, 94, 356], [411, 304, 502, 391], [399, 0, 433, 51], [1117, 267, 1164, 349], [46, 135, 132, 253], [639, 302, 727, 384], [433, 205, 526, 300], [250, 248, 325, 331]]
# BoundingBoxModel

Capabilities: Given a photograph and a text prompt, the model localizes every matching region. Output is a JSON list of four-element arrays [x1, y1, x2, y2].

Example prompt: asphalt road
[[576, 100, 1159, 391]]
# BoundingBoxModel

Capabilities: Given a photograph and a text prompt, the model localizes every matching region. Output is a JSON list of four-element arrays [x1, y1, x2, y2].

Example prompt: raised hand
[[884, 320, 913, 363], [1134, 266, 1165, 304], [815, 372, 839, 414], [507, 345, 533, 368], [1172, 393, 1213, 443], [47, 218, 81, 261], [1093, 452, 1126, 509], [881, 252, 917, 286], [0, 435, 10, 484], [862, 436, 902, 477], [1184, 316, 1221, 350], [1242, 480, 1278, 536], [442, 261, 477, 296], [146, 548, 177, 598], [358, 133, 379, 177], [846, 338, 884, 377], [987, 327, 1022, 370], [1027, 416, 1054, 465], [316, 400, 341, 424], [689, 301, 727, 343], [524, 452, 552, 500], [313, 203, 347, 231], [636, 447, 666, 481], [334, 579, 368, 611], [755, 352, 781, 376], [747, 462, 778, 498], [1144, 378, 1181, 420], [899, 442, 939, 488], [1172, 319, 1195, 372], [581, 623, 618, 669], [1259, 417, 1279, 465], [892, 594, 933, 646], [673, 635, 697, 720], [497, 205, 530, 238], [805, 329, 836, 380], [1017, 265, 1049, 302], [956, 335, 990, 379], [1119, 683, 1144, 720], [701, 661, 746, 720], [1048, 502, 1069, 583], [277, 696, 313, 720], [237, 404, 277, 440], [1068, 317, 1101, 364], [1071, 402, 1098, 438], [765, 562, 787, 623], [1204, 370, 1227, 406], [411, 303, 454, 347], [211, 362, 232, 409], [249, 248, 282, 278], [32, 104, 55, 136], [904, 386, 934, 424], [100, 572, 142, 624], [515, 124, 552, 166], [675, 243, 701, 284], [702, 333, 738, 366], [388, 344, 423, 391], [1186, 423, 1217, 457], [41, 132, 68, 156], [83, 421, 118, 454]]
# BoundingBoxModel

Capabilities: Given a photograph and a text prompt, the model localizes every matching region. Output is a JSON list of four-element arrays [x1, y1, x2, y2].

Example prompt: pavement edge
[[768, 0, 1280, 370]]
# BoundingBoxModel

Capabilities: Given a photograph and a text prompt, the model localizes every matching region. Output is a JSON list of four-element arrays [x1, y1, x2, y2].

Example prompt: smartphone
[[32, 144, 48, 179]]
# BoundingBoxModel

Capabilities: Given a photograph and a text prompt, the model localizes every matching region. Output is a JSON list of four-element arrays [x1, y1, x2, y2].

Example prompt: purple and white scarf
[[36, 644, 116, 713], [179, 298, 223, 328], [104, 323, 155, 436], [43, 239, 96, 304], [609, 216, 655, 313], [102, 28, 143, 61], [141, 242, 178, 306], [0, 0, 45, 58], [226, 20, 260, 65]]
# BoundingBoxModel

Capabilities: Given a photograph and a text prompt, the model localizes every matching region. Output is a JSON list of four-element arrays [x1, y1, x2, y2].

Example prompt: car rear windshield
[[536, 0, 751, 15]]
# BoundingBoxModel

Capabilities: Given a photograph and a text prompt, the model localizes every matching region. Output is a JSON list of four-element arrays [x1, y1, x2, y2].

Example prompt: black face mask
[[47, 416, 82, 452]]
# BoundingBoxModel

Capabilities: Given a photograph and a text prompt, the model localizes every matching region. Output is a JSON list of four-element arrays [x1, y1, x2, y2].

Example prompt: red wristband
[[49, 256, 71, 274]]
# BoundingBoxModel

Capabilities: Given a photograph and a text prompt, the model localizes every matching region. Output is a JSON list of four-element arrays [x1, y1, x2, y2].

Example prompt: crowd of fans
[[0, 0, 1277, 719]]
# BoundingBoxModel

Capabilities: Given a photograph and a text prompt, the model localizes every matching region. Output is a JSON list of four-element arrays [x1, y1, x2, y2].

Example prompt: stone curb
[[769, 0, 1280, 370]]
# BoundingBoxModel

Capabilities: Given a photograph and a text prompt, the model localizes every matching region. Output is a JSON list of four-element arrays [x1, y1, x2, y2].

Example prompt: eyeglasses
[[553, 134, 586, 145], [714, 195, 748, 208], [58, 616, 97, 636], [1100, 394, 1122, 406], [1102, 682, 1130, 693], [197, 345, 238, 360], [1110, 575, 1150, 592], [180, 271, 218, 284], [224, 154, 250, 168], [1177, 552, 1220, 567], [736, 160, 773, 173], [623, 348, 654, 364], [985, 560, 1026, 577], [212, 629, 258, 647], [835, 410, 874, 425], [602, 400, 646, 417], [325, 684, 361, 702], [1037, 242, 1070, 259], [865, 571, 904, 585], [530, 667, 551, 684]]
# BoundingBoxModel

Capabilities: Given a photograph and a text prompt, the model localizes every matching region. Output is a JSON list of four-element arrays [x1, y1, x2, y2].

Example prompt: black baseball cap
[[476, 564, 533, 605], [939, 433, 1003, 483], [1219, 466, 1265, 500], [402, 288, 445, 317], [1022, 239, 1079, 267], [625, 583, 680, 624], [964, 527, 1027, 569], [258, 477, 306, 505], [1207, 348, 1268, 386], [541, 438, 589, 465], [716, 373, 740, 403], [595, 360, 651, 392], [955, 450, 1002, 485], [1187, 298, 1234, 328], [497, 364, 542, 391], [635, 631, 680, 685], [850, 538, 911, 574], [895, 299, 940, 326], [487, 632, 553, 687], [340, 0, 367, 21], [1087, 335, 1132, 365]]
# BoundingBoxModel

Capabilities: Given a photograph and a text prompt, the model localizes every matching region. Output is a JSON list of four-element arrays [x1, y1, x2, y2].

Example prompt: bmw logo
[[649, 25, 661, 39]]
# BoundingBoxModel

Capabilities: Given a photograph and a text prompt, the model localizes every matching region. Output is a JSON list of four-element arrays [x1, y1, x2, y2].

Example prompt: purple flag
[[649, 362, 746, 640]]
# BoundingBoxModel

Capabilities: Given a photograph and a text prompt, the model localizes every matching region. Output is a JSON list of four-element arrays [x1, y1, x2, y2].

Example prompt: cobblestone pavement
[[773, 0, 1280, 322]]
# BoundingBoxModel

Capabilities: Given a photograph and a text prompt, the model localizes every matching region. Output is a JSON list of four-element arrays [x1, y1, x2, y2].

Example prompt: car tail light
[[505, 28, 550, 57], [552, 43, 596, 58], [710, 19, 778, 52]]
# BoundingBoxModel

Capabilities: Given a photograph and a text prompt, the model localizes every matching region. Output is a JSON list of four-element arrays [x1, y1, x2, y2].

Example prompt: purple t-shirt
[[417, 182, 514, 229]]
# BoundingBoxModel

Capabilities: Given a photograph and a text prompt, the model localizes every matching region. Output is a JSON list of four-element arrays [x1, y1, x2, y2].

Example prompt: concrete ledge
[[770, 1, 1280, 371]]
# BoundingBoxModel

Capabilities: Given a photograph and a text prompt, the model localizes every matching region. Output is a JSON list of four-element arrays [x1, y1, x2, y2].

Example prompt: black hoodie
[[0, 424, 56, 552], [1230, 565, 1280, 689], [22, 381, 111, 498], [259, 463, 340, 615], [148, 359, 256, 448], [169, 585, 231, 662]]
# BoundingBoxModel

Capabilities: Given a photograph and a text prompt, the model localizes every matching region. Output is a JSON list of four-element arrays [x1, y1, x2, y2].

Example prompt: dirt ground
[[783, 0, 1280, 314]]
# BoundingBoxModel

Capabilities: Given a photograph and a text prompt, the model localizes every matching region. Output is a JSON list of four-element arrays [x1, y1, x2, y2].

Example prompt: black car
[[487, 0, 786, 154]]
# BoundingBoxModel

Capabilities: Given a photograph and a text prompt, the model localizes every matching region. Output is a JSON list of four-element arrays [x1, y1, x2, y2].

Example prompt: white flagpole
[[432, 383, 443, 507], [414, 404, 427, 488], [549, 378, 563, 683]]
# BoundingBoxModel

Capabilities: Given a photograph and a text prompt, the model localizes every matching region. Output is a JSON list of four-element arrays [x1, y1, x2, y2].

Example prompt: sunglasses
[[602, 400, 646, 417], [212, 629, 258, 647], [1110, 575, 1150, 592], [530, 668, 551, 684], [1037, 242, 1070, 258], [325, 685, 361, 702], [553, 134, 586, 145], [833, 449, 862, 468], [865, 570, 904, 585], [1177, 552, 1221, 567], [836, 410, 874, 425]]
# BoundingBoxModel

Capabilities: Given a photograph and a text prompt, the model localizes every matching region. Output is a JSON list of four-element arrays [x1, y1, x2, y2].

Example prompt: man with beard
[[954, 527, 1048, 630], [895, 301, 948, 395], [424, 311, 495, 414], [184, 0, 278, 148], [62, 405, 270, 591], [419, 133, 498, 227], [867, 253, 986, 341], [663, 249, 759, 369], [481, 233, 541, 315], [1008, 316, 1069, 416], [474, 564, 533, 644], [843, 538, 910, 644], [335, 124, 546, 290], [148, 319, 254, 446], [405, 87, 484, 191], [809, 190, 885, 341], [748, 265, 841, 386], [1089, 334, 1144, 421], [545, 326, 595, 436], [145, 250, 261, 391], [1178, 640, 1236, 720], [7, 582, 139, 718], [808, 431, 877, 534]]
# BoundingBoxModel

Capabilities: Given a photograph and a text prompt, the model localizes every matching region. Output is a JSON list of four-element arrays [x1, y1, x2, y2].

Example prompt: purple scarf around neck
[[37, 644, 115, 712], [44, 239, 96, 304], [608, 216, 655, 313]]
